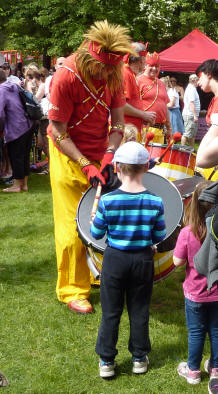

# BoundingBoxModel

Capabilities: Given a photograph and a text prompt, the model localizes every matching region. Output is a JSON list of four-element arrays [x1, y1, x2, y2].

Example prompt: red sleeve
[[123, 69, 133, 101], [173, 227, 188, 260], [48, 67, 77, 123], [206, 97, 218, 125]]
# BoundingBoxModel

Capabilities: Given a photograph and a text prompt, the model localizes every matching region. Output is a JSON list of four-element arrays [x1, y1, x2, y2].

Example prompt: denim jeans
[[185, 297, 218, 370]]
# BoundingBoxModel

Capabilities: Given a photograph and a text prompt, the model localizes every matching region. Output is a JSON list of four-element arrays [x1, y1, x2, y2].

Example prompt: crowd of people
[[0, 57, 65, 190], [0, 19, 217, 393]]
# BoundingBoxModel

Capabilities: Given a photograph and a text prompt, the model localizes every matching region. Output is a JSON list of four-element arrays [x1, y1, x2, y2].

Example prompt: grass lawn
[[0, 173, 211, 393]]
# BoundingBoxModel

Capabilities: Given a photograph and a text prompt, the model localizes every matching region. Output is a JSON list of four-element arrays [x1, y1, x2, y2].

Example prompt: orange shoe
[[68, 299, 93, 314]]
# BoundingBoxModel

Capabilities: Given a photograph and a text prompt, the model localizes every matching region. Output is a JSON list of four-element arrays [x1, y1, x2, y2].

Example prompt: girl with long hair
[[173, 181, 218, 390]]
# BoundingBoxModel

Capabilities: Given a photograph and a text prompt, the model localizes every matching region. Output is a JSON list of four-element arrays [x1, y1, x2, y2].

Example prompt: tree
[[1, 0, 217, 59]]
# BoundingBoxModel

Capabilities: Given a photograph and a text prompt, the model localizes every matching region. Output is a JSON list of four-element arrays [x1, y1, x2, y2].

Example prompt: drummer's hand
[[142, 111, 156, 125], [82, 164, 105, 187], [100, 151, 115, 186]]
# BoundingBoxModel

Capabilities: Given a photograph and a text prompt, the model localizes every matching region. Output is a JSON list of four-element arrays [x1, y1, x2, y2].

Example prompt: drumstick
[[90, 182, 102, 222], [208, 166, 218, 181], [145, 131, 155, 147], [159, 132, 182, 162]]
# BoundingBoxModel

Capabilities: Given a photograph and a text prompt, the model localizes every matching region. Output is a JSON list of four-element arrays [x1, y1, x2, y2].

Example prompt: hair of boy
[[196, 59, 218, 82], [119, 162, 147, 176], [183, 180, 214, 243]]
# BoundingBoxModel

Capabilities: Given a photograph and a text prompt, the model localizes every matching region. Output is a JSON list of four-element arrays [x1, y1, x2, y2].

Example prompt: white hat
[[113, 141, 149, 164]]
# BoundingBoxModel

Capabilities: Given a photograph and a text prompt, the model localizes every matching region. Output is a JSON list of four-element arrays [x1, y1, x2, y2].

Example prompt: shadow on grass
[[90, 288, 101, 309], [0, 258, 56, 284], [0, 223, 53, 240]]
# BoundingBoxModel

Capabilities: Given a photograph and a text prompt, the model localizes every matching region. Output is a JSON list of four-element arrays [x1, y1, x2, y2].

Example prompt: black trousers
[[95, 246, 154, 361], [7, 127, 34, 179]]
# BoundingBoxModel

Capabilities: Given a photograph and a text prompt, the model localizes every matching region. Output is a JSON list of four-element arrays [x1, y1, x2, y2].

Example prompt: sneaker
[[132, 355, 149, 374], [177, 362, 201, 384], [4, 176, 14, 185], [0, 371, 8, 387], [99, 359, 115, 378], [205, 360, 218, 378], [208, 378, 218, 394]]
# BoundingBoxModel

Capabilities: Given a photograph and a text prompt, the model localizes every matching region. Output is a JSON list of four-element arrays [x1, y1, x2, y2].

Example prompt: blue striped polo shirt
[[90, 188, 166, 251]]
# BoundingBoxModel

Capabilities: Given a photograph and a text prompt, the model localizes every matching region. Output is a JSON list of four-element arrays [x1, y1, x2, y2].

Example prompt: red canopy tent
[[159, 29, 218, 73]]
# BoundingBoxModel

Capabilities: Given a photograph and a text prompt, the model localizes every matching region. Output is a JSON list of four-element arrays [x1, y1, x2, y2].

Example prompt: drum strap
[[60, 65, 110, 112], [141, 78, 160, 111], [59, 65, 110, 130]]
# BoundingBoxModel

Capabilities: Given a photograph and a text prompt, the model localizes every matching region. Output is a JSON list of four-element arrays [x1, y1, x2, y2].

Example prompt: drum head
[[77, 172, 183, 253]]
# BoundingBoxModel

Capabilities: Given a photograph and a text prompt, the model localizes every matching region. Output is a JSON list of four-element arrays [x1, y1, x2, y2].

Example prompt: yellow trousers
[[141, 126, 165, 145], [49, 138, 91, 303], [148, 127, 165, 144]]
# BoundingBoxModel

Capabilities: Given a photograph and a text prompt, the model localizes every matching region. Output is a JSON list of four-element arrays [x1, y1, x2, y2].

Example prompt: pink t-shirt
[[174, 225, 218, 302]]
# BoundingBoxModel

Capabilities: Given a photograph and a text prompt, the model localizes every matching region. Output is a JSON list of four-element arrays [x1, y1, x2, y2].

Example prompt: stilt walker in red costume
[[137, 52, 172, 144], [47, 20, 135, 313], [122, 42, 156, 141]]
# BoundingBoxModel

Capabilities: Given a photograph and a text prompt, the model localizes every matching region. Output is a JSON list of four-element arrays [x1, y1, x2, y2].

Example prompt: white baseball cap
[[112, 141, 149, 164]]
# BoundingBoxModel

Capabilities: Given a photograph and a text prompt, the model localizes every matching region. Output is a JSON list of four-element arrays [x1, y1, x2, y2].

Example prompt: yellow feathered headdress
[[76, 20, 136, 94]]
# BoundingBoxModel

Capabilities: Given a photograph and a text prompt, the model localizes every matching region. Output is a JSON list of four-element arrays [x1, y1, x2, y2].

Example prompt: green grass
[[0, 174, 211, 393]]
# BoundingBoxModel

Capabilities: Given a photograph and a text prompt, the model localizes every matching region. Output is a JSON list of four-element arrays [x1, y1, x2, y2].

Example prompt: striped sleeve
[[90, 198, 107, 240], [151, 200, 167, 244]]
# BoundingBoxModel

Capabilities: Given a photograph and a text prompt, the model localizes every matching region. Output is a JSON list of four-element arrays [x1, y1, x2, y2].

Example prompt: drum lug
[[86, 249, 101, 280]]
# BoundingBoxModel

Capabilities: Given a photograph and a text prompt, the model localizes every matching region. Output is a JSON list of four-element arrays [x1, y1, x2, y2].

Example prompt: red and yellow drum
[[147, 143, 196, 181], [77, 172, 183, 283]]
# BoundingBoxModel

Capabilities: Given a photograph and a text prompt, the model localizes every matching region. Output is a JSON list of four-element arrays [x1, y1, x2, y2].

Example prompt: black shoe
[[4, 176, 14, 185]]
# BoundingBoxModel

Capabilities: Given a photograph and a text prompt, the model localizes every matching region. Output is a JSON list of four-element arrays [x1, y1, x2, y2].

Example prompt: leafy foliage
[[0, 0, 217, 56]]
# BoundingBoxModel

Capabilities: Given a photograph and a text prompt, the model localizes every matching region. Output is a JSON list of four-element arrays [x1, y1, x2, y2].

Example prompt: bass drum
[[147, 143, 196, 181], [77, 172, 183, 283]]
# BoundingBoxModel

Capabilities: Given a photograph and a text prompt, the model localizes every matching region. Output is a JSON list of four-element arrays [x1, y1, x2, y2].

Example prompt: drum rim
[[76, 172, 183, 254], [148, 142, 194, 153]]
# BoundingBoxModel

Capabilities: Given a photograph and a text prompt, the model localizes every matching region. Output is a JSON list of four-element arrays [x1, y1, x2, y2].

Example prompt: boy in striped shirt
[[90, 141, 166, 378]]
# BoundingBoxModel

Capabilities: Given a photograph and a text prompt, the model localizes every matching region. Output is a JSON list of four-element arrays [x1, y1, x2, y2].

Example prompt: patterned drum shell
[[147, 143, 196, 181]]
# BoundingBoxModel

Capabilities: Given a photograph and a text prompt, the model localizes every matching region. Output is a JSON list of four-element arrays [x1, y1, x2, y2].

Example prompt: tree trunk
[[42, 52, 51, 70]]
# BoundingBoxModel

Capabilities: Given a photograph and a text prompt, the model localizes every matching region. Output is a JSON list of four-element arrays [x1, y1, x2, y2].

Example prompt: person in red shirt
[[48, 20, 135, 314], [196, 59, 218, 169], [137, 52, 172, 144], [122, 42, 156, 140]]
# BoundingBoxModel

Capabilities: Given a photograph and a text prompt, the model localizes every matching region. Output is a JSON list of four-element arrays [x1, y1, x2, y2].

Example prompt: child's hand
[[154, 157, 161, 165]]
